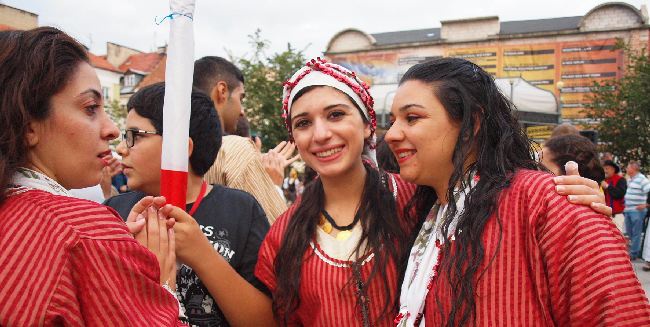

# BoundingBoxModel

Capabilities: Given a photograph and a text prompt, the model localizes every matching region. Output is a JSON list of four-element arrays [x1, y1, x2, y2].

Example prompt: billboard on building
[[329, 38, 622, 121]]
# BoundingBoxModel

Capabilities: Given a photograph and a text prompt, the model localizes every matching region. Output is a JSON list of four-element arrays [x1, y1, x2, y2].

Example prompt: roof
[[118, 52, 165, 73], [372, 28, 441, 46], [88, 53, 121, 73], [136, 55, 166, 90], [369, 16, 584, 46], [500, 16, 582, 35]]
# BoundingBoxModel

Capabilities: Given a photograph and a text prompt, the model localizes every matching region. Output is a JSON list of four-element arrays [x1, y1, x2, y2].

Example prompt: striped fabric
[[624, 173, 650, 211], [204, 135, 287, 224], [255, 173, 416, 326], [424, 170, 650, 326], [0, 190, 182, 326]]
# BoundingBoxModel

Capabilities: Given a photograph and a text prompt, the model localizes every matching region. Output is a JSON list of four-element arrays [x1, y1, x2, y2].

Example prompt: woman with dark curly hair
[[386, 57, 649, 326]]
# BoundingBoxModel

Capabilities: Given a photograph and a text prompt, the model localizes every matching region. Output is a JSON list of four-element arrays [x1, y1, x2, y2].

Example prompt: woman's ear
[[25, 121, 40, 147], [188, 137, 194, 158], [363, 123, 372, 139]]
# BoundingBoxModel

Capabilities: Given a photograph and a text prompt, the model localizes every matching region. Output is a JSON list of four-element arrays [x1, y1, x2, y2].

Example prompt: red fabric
[[0, 190, 183, 326], [255, 173, 416, 326], [605, 174, 625, 214], [161, 169, 188, 209], [424, 170, 650, 326]]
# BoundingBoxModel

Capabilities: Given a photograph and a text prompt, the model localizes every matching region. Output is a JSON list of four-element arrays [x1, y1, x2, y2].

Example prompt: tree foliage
[[585, 43, 650, 170], [106, 99, 126, 147], [236, 29, 306, 151]]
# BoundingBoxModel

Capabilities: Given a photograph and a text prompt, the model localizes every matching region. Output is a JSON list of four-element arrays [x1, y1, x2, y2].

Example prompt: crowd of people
[[1, 27, 649, 326]]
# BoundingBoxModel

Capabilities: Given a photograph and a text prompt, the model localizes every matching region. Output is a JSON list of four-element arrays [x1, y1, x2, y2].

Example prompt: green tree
[[585, 43, 650, 170], [237, 29, 306, 151], [106, 99, 126, 147]]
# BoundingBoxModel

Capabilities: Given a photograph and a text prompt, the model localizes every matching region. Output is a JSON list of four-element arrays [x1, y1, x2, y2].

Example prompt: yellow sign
[[526, 125, 554, 139]]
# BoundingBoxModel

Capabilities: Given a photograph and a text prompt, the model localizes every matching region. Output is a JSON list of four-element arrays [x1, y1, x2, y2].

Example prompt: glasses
[[122, 129, 161, 148]]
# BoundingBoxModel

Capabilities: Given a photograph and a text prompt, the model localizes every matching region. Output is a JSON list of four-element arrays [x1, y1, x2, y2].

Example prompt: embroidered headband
[[282, 58, 376, 137], [282, 58, 378, 163]]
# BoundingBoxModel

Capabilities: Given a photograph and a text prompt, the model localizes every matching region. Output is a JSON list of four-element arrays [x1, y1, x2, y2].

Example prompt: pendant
[[321, 221, 333, 234], [336, 230, 352, 241]]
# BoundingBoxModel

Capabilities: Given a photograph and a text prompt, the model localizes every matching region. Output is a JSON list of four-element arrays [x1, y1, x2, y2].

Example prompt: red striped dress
[[0, 189, 182, 326], [255, 173, 416, 326], [424, 170, 650, 326]]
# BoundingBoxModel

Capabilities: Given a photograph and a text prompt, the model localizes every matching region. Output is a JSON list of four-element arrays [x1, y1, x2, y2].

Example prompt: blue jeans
[[624, 209, 648, 258]]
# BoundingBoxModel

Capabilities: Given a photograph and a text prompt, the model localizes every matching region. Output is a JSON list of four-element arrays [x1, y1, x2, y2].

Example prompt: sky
[[4, 0, 649, 60]]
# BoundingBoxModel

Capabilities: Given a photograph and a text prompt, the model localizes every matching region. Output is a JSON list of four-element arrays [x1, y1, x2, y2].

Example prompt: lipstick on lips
[[98, 150, 112, 166], [393, 148, 416, 164]]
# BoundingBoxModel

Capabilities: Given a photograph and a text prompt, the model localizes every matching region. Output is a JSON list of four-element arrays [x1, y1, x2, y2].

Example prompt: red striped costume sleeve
[[255, 173, 417, 326], [424, 170, 650, 326], [0, 190, 183, 326]]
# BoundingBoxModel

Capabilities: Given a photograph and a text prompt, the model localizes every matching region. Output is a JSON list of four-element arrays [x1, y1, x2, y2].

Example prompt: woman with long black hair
[[387, 58, 650, 326]]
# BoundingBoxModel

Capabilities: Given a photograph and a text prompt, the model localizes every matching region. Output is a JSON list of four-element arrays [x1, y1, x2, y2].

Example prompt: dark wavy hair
[[0, 27, 89, 204], [400, 58, 542, 326], [272, 86, 410, 325], [544, 134, 605, 183]]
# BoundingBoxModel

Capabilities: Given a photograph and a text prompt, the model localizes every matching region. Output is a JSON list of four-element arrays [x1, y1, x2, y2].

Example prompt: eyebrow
[[77, 89, 102, 100], [398, 104, 425, 112], [290, 103, 352, 124]]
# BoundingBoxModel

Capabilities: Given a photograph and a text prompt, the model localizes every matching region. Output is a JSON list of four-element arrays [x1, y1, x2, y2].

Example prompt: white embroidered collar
[[10, 167, 72, 197]]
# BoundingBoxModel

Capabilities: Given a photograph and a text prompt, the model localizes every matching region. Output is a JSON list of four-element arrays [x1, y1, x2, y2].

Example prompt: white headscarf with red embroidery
[[282, 58, 377, 165]]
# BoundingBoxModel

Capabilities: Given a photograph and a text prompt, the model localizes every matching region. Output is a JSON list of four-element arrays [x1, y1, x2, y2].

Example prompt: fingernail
[[553, 176, 563, 183], [565, 161, 578, 171], [568, 195, 576, 201], [555, 186, 565, 193], [136, 214, 144, 221]]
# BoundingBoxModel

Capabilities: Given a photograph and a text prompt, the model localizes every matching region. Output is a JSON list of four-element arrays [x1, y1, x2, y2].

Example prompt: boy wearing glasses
[[104, 82, 270, 326]]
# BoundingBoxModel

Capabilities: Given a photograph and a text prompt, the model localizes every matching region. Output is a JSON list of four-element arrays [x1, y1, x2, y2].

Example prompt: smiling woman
[[387, 57, 650, 326], [0, 27, 181, 325]]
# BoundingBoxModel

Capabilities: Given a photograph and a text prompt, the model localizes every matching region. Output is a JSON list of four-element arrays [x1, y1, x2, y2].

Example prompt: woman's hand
[[553, 161, 612, 216], [162, 204, 214, 268], [125, 196, 177, 290], [125, 196, 170, 235], [144, 205, 177, 290]]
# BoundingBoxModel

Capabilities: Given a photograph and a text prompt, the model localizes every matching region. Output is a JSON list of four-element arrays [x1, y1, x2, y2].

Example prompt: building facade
[[0, 4, 37, 30], [325, 2, 649, 130]]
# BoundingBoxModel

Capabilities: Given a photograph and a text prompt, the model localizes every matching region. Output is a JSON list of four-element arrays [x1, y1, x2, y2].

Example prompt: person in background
[[550, 122, 579, 138], [194, 56, 287, 223], [540, 134, 605, 184], [0, 27, 179, 325], [601, 160, 627, 232], [105, 82, 270, 326], [282, 168, 300, 204], [642, 191, 650, 271], [624, 160, 650, 260]]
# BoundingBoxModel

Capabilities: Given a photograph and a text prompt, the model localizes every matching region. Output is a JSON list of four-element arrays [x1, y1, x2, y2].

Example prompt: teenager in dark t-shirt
[[104, 83, 269, 326]]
